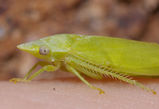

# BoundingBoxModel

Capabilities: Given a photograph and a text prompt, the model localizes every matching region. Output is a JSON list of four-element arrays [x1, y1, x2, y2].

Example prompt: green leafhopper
[[10, 34, 159, 94]]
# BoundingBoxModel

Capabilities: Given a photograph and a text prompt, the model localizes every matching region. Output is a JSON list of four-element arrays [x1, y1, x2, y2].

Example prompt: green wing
[[71, 35, 159, 76]]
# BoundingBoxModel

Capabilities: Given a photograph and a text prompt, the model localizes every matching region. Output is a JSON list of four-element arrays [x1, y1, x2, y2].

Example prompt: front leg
[[10, 61, 60, 83]]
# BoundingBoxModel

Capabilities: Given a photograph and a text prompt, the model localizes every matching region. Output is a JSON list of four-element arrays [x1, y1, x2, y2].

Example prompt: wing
[[70, 35, 159, 76]]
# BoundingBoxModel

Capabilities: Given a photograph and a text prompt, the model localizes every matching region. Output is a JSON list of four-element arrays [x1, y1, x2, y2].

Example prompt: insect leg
[[24, 61, 51, 79], [27, 64, 59, 80], [66, 64, 105, 94], [104, 71, 157, 94], [10, 61, 60, 83]]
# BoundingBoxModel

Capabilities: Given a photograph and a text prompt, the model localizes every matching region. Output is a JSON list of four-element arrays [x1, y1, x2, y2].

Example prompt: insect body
[[10, 34, 159, 94]]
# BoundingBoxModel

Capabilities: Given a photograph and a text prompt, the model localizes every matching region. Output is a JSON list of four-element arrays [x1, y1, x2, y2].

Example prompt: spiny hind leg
[[109, 72, 156, 94], [131, 79, 156, 95], [80, 67, 103, 80], [66, 64, 105, 94], [10, 61, 60, 83]]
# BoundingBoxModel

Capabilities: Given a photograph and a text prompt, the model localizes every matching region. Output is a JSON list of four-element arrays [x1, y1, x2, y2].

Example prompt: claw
[[99, 90, 105, 94], [151, 89, 157, 95], [9, 78, 30, 84], [91, 86, 105, 94], [97, 88, 105, 94]]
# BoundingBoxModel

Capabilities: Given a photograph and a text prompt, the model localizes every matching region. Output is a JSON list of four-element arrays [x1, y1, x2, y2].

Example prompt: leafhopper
[[10, 34, 159, 94]]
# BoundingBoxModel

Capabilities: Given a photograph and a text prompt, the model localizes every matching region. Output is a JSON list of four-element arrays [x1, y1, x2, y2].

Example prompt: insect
[[10, 34, 159, 94]]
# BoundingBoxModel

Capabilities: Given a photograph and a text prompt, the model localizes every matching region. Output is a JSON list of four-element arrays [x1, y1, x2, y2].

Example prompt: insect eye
[[39, 47, 50, 55]]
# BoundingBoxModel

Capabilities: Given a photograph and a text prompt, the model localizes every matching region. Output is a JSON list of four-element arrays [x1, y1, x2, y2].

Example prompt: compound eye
[[39, 46, 50, 55]]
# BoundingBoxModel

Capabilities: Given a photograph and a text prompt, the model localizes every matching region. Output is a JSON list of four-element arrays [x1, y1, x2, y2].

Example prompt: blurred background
[[0, 0, 159, 80]]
